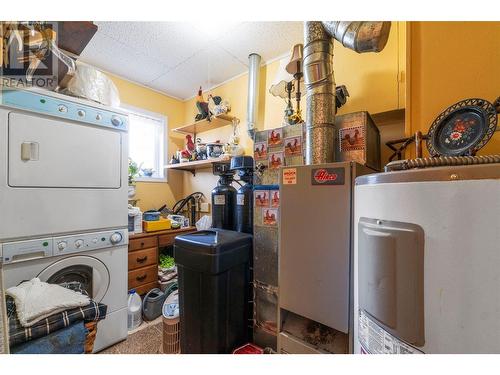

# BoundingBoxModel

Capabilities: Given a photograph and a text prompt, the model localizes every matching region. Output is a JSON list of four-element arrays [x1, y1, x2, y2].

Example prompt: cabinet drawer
[[158, 233, 177, 247], [129, 236, 158, 251], [159, 229, 196, 247], [130, 281, 158, 296], [128, 247, 158, 271], [128, 265, 157, 289]]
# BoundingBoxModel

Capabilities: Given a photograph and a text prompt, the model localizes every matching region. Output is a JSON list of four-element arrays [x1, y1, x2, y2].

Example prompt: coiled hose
[[385, 155, 500, 172]]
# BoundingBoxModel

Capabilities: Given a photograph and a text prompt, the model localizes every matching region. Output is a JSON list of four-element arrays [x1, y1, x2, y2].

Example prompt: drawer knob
[[140, 242, 145, 247], [136, 256, 148, 263], [136, 274, 147, 281]]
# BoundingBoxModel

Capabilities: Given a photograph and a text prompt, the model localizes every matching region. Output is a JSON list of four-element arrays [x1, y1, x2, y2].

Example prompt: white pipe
[[247, 53, 261, 139]]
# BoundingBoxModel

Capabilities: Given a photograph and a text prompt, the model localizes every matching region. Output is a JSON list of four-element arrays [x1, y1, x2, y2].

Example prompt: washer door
[[37, 256, 110, 303]]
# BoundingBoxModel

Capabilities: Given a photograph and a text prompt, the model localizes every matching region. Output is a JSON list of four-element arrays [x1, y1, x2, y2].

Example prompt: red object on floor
[[232, 343, 264, 354]]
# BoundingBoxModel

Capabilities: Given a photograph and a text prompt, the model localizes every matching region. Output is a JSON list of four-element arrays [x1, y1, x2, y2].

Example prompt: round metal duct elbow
[[322, 21, 392, 53], [303, 21, 391, 165]]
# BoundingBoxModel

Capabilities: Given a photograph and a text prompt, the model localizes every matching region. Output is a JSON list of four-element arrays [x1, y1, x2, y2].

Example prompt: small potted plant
[[128, 158, 140, 198]]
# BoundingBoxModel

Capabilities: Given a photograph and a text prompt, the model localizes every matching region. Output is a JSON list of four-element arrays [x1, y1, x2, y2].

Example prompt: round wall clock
[[426, 97, 498, 157]]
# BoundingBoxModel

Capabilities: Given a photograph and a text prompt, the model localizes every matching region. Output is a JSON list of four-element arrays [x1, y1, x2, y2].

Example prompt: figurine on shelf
[[170, 153, 179, 164], [195, 138, 208, 160], [186, 134, 195, 153], [195, 86, 210, 121]]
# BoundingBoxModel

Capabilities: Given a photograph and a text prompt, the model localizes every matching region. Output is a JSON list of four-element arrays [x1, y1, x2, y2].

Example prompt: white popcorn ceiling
[[79, 22, 303, 100]]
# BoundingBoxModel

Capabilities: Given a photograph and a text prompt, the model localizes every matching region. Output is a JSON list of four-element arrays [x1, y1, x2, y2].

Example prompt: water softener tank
[[211, 163, 236, 230], [230, 156, 254, 234]]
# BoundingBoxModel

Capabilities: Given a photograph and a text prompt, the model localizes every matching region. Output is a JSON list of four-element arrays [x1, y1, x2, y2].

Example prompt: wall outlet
[[199, 202, 210, 213]]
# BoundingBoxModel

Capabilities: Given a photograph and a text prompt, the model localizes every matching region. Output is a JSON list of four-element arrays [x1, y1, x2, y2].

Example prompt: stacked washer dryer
[[0, 87, 129, 352]]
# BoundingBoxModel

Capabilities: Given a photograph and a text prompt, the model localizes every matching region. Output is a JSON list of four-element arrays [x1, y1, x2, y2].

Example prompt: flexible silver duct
[[247, 53, 261, 139], [385, 155, 500, 172], [304, 21, 391, 164]]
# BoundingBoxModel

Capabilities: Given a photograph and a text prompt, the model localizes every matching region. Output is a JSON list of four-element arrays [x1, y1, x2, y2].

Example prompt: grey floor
[[100, 317, 165, 354]]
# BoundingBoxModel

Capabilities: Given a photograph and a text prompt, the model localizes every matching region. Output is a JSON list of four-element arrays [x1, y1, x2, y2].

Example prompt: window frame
[[122, 103, 168, 183]]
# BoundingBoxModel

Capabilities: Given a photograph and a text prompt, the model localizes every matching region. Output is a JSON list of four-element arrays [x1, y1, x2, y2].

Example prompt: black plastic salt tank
[[211, 162, 236, 230], [174, 229, 253, 353], [230, 156, 254, 234]]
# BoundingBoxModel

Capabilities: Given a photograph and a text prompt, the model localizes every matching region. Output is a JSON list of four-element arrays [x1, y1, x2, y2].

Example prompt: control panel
[[0, 89, 128, 131], [1, 229, 128, 264]]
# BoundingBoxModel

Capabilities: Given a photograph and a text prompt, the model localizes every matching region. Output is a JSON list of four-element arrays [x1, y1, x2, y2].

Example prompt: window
[[125, 105, 167, 181]]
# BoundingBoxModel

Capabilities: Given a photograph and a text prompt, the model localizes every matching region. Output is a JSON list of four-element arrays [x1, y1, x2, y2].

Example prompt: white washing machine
[[1, 229, 128, 352], [353, 163, 500, 354], [0, 87, 129, 352]]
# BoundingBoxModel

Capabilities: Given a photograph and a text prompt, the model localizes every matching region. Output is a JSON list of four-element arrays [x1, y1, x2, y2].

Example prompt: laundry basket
[[162, 290, 180, 354]]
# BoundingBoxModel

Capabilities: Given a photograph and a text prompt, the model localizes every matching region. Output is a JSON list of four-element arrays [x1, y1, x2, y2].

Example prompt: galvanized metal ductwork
[[304, 21, 391, 164], [247, 53, 261, 139]]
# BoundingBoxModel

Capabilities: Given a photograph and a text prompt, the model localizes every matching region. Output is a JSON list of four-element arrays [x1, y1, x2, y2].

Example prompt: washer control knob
[[57, 241, 67, 251], [95, 114, 102, 121], [58, 105, 68, 113], [77, 109, 86, 117], [111, 115, 123, 127], [110, 232, 123, 244], [74, 239, 84, 248], [92, 238, 98, 244]]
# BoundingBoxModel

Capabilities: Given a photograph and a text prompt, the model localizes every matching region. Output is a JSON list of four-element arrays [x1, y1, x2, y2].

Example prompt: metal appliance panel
[[353, 166, 500, 353], [279, 162, 353, 333], [8, 112, 122, 188], [0, 92, 128, 240]]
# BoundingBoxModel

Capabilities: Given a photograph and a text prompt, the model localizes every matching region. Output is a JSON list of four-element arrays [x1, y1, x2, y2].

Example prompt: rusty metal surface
[[253, 227, 279, 287], [336, 111, 381, 171], [281, 310, 348, 353]]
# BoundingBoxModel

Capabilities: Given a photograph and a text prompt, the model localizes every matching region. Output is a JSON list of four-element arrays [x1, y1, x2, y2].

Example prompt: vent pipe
[[303, 21, 391, 165], [247, 53, 261, 139]]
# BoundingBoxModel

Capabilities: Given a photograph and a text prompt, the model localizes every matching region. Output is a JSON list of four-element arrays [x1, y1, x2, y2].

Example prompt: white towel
[[6, 278, 90, 327]]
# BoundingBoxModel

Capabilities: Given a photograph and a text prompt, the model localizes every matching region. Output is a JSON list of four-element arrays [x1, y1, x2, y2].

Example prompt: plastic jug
[[127, 289, 142, 331]]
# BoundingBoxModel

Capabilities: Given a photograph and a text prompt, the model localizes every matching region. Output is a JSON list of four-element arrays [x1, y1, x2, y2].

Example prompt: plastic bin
[[233, 343, 264, 354], [174, 229, 253, 354]]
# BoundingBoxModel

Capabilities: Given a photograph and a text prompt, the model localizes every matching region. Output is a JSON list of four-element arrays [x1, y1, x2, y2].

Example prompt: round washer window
[[37, 255, 110, 302]]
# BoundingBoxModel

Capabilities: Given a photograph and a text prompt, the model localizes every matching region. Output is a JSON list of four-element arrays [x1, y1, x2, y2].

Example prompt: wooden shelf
[[172, 113, 236, 135], [164, 155, 231, 175]]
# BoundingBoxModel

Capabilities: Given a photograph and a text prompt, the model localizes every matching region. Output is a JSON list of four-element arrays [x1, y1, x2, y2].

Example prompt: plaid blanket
[[7, 296, 107, 348]]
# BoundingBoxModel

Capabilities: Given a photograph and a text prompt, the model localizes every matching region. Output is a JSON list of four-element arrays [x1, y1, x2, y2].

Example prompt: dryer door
[[37, 255, 110, 303]]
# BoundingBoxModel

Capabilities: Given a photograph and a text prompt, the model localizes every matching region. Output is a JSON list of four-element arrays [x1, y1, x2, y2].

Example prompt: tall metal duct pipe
[[247, 53, 262, 139], [303, 21, 391, 164]]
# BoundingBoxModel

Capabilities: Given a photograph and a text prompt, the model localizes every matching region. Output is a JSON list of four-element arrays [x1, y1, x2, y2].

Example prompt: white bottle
[[127, 289, 142, 331]]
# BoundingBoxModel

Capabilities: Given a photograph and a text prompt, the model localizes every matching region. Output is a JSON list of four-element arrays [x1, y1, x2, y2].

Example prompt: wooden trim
[[404, 21, 414, 159], [129, 227, 196, 240]]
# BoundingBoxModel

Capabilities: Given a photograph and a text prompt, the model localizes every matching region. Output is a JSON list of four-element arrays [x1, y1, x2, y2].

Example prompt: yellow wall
[[407, 21, 500, 158], [182, 22, 406, 201], [110, 75, 185, 211]]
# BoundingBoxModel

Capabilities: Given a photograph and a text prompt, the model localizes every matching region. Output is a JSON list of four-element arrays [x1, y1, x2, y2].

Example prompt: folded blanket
[[7, 296, 107, 347], [11, 321, 87, 354], [6, 278, 90, 327]]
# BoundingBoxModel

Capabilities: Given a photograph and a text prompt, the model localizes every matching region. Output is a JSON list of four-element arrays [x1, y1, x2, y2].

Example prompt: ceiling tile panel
[[148, 45, 246, 99], [79, 22, 304, 99], [218, 22, 303, 65]]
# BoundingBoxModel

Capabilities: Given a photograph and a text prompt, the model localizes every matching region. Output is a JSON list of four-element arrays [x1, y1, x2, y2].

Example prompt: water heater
[[353, 163, 500, 353]]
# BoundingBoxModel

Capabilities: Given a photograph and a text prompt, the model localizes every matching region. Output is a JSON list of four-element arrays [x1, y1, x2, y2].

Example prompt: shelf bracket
[[174, 167, 196, 176]]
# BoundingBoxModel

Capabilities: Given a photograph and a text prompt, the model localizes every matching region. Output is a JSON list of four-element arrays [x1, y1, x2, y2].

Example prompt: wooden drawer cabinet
[[128, 247, 158, 270], [128, 265, 158, 289], [128, 227, 196, 294], [129, 237, 158, 251]]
